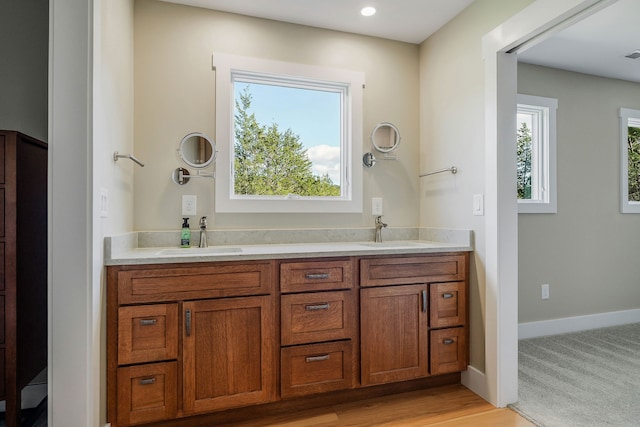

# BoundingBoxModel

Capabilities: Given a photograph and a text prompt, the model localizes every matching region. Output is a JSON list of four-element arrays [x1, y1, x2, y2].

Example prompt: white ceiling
[[159, 0, 475, 44], [161, 0, 640, 83], [517, 0, 640, 83]]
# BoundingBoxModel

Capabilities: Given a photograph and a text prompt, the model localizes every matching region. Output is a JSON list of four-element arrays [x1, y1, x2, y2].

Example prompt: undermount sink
[[358, 241, 435, 248], [157, 246, 243, 256]]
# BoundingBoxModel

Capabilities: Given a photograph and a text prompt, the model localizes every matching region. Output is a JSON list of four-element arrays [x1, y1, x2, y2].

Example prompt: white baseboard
[[519, 308, 640, 340], [461, 365, 488, 402]]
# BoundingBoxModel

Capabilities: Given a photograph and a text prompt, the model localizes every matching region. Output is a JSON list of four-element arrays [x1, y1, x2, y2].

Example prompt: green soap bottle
[[181, 217, 191, 248]]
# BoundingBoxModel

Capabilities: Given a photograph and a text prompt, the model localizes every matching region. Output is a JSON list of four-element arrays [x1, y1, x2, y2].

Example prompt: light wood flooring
[[230, 385, 535, 427]]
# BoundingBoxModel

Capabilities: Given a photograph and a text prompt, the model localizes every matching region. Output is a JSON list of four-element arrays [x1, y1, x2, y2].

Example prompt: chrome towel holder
[[419, 166, 457, 178], [113, 151, 145, 167]]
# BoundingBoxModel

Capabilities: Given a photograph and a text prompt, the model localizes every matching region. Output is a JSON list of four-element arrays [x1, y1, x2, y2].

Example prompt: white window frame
[[517, 94, 558, 214], [619, 107, 640, 214], [212, 52, 364, 213]]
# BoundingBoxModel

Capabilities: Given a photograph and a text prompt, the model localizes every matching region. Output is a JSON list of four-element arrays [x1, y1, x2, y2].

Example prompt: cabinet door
[[182, 296, 276, 414], [360, 284, 429, 386]]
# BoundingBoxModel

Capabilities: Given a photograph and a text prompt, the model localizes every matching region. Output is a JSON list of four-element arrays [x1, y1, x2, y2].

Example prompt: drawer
[[0, 295, 4, 343], [281, 341, 353, 398], [360, 254, 467, 287], [280, 259, 353, 293], [0, 243, 4, 290], [281, 291, 355, 346], [116, 261, 272, 304], [0, 189, 4, 237], [430, 282, 466, 328], [118, 304, 178, 365], [430, 327, 467, 375], [117, 361, 177, 426]]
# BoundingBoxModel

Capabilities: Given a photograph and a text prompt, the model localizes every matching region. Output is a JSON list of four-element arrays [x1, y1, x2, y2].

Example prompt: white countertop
[[105, 240, 471, 266], [104, 227, 473, 266]]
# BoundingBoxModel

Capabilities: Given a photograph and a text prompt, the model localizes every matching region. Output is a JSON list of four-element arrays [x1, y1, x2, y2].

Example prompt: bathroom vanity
[[106, 241, 470, 426]]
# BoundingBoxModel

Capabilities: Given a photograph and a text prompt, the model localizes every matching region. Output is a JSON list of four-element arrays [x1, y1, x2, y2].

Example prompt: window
[[213, 53, 364, 213], [619, 107, 640, 213], [516, 94, 558, 213]]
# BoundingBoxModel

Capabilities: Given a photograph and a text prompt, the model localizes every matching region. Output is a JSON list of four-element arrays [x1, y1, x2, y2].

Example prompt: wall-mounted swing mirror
[[370, 122, 401, 153], [178, 132, 217, 168]]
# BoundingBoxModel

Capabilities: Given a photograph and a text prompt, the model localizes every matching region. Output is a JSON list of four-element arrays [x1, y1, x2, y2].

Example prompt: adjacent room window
[[619, 107, 640, 213], [213, 53, 364, 213], [516, 94, 558, 213]]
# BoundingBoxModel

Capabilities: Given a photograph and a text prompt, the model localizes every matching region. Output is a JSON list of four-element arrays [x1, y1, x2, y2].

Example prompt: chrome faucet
[[374, 216, 387, 243], [198, 216, 208, 248]]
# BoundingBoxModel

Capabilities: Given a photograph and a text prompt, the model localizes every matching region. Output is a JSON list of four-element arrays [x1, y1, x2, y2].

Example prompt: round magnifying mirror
[[178, 132, 217, 168], [370, 122, 401, 153]]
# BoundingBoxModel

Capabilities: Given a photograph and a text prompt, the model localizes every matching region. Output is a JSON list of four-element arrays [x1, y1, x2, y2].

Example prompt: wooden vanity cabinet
[[360, 253, 468, 386], [107, 261, 276, 426], [107, 252, 468, 426], [279, 259, 358, 398]]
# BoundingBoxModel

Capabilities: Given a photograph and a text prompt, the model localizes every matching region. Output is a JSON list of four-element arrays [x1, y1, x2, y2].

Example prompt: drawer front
[[0, 348, 4, 398], [281, 291, 354, 346], [280, 260, 353, 293], [360, 254, 467, 287], [0, 243, 4, 290], [430, 327, 467, 375], [117, 261, 272, 304], [430, 282, 466, 328], [281, 341, 353, 398], [118, 304, 178, 365], [117, 361, 177, 426]]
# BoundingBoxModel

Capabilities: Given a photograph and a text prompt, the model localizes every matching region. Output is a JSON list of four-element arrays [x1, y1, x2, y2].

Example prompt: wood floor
[[229, 385, 535, 427]]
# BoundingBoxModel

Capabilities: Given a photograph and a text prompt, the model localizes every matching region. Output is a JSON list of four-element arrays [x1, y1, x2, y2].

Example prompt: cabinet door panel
[[183, 296, 276, 413], [360, 285, 428, 386]]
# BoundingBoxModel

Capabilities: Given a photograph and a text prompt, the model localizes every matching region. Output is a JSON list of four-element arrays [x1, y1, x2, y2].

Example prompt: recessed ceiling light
[[361, 6, 376, 17]]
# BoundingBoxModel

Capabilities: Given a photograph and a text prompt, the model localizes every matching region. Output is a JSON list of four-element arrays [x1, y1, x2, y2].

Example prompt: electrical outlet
[[372, 197, 383, 216], [182, 195, 197, 216], [541, 284, 550, 300]]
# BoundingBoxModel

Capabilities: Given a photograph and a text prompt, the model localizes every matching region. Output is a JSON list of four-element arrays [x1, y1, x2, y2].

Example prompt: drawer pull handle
[[422, 290, 427, 313], [139, 319, 157, 326], [443, 293, 454, 299], [139, 377, 156, 385], [306, 354, 330, 363], [305, 273, 330, 280], [185, 309, 192, 337], [443, 338, 455, 345], [306, 303, 330, 311]]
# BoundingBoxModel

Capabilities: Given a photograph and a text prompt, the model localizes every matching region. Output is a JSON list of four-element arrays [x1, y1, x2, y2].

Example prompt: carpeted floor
[[510, 323, 640, 427]]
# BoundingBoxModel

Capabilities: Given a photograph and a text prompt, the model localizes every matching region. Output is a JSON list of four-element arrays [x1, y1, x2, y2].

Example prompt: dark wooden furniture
[[107, 252, 468, 426], [0, 131, 48, 427]]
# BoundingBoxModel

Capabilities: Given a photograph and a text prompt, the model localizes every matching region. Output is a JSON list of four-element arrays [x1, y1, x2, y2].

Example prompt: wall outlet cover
[[182, 195, 197, 216]]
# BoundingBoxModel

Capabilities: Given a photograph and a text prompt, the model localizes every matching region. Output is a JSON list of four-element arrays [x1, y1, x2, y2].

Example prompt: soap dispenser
[[181, 217, 191, 248]]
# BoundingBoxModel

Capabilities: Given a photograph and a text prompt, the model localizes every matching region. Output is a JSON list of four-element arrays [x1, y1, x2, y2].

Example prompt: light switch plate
[[182, 195, 197, 216], [99, 188, 108, 218], [473, 194, 484, 216]]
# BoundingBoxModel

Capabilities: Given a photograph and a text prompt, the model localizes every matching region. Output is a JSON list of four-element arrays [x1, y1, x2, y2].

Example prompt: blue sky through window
[[234, 82, 342, 185]]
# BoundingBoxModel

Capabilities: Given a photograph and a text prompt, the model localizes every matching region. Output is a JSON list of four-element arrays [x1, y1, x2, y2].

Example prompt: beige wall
[[518, 63, 640, 323], [419, 0, 535, 372], [133, 0, 420, 231], [0, 0, 48, 140]]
